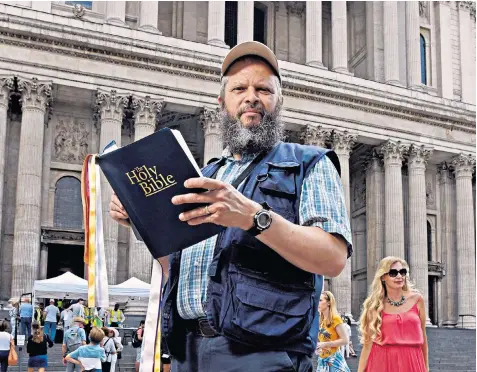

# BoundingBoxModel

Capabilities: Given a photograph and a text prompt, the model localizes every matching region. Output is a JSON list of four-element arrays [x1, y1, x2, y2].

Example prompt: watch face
[[257, 211, 271, 229]]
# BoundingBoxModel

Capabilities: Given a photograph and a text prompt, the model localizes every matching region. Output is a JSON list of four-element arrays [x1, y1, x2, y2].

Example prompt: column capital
[[286, 1, 306, 17], [408, 144, 433, 169], [380, 140, 409, 166], [332, 130, 357, 156], [300, 125, 331, 147], [0, 76, 14, 108], [451, 153, 476, 178], [132, 95, 164, 124], [200, 107, 221, 136], [95, 89, 129, 122], [364, 148, 384, 172], [18, 77, 52, 112], [459, 1, 476, 19]]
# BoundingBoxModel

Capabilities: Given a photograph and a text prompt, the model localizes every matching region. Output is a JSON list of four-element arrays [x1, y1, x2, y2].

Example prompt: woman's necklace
[[387, 295, 406, 307]]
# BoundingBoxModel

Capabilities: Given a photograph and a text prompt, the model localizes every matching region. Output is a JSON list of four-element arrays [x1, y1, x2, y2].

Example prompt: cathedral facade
[[0, 1, 475, 327]]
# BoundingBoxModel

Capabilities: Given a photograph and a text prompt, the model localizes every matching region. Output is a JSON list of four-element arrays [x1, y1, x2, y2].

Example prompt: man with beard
[[109, 41, 352, 371]]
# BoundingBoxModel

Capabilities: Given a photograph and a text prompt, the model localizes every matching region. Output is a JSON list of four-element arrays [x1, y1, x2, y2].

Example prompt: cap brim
[[221, 41, 281, 82]]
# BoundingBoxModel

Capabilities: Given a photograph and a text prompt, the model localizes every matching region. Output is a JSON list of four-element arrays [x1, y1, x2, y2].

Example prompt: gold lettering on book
[[125, 165, 177, 197]]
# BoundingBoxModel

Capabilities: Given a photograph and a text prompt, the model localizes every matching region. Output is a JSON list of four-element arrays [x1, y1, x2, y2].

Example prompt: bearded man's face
[[218, 59, 284, 156]]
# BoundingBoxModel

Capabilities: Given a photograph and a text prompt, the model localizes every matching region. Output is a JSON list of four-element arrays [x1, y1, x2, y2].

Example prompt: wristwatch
[[247, 202, 273, 236]]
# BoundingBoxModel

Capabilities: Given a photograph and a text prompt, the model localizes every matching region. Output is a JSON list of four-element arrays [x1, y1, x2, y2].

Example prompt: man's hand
[[109, 193, 130, 227], [171, 177, 261, 231]]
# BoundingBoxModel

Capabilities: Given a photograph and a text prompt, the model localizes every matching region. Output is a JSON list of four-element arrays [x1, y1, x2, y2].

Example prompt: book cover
[[97, 128, 223, 259]]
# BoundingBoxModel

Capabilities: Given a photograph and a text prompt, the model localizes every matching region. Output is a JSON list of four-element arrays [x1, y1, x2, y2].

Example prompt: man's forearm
[[257, 211, 347, 277]]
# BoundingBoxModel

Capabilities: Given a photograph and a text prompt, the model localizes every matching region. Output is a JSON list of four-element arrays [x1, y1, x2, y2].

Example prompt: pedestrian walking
[[100, 328, 116, 372], [357, 256, 429, 372], [0, 320, 14, 372], [108, 329, 122, 372], [19, 298, 33, 339], [26, 321, 54, 372], [6, 300, 18, 338], [62, 317, 87, 372], [316, 291, 350, 372], [43, 299, 59, 343]]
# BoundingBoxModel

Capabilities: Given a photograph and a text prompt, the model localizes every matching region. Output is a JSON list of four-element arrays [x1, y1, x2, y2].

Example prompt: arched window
[[420, 34, 427, 85], [225, 1, 238, 48], [427, 221, 432, 261], [54, 177, 83, 229]]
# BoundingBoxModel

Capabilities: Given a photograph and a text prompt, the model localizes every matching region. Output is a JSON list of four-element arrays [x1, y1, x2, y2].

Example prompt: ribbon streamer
[[81, 155, 109, 309]]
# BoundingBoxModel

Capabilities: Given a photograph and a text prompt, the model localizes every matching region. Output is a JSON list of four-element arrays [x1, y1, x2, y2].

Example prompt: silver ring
[[205, 205, 210, 215]]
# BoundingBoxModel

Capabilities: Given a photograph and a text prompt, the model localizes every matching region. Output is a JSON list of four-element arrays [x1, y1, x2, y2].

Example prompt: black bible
[[97, 127, 223, 258]]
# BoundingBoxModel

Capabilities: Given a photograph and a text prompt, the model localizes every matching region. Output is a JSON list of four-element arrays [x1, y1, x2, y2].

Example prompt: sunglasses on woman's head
[[387, 268, 407, 278]]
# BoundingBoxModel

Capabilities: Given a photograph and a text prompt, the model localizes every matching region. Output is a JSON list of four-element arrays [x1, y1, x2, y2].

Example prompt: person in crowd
[[19, 298, 33, 339], [6, 299, 18, 338], [62, 317, 87, 372], [34, 303, 45, 326], [341, 316, 357, 358], [43, 299, 59, 343], [100, 327, 116, 372], [69, 299, 85, 319], [26, 321, 54, 372], [65, 327, 106, 372], [133, 320, 144, 372], [357, 256, 429, 372], [0, 320, 13, 372], [316, 291, 350, 371], [60, 306, 73, 332], [56, 299, 63, 312], [108, 328, 122, 372], [108, 305, 124, 328], [84, 307, 93, 341], [110, 40, 351, 371]]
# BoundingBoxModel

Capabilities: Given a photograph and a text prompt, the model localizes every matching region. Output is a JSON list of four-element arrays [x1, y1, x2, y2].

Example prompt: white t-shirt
[[0, 331, 12, 351], [71, 303, 84, 318], [45, 305, 60, 322]]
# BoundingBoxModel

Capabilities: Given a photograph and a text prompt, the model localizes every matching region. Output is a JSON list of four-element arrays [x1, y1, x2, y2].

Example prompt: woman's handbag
[[8, 341, 18, 366]]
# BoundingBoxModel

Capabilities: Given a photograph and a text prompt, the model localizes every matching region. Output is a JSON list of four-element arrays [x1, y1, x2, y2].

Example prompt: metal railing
[[458, 314, 476, 329]]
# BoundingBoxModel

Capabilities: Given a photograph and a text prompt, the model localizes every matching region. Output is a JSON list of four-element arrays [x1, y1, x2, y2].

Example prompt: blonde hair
[[89, 327, 105, 344], [359, 256, 416, 345], [320, 291, 340, 328], [32, 321, 43, 343]]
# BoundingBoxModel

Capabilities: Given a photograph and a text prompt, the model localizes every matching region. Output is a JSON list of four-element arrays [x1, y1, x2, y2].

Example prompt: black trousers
[[171, 331, 313, 372]]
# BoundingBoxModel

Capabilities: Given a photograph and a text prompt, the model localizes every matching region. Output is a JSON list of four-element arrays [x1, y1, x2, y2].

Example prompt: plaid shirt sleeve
[[299, 155, 353, 257]]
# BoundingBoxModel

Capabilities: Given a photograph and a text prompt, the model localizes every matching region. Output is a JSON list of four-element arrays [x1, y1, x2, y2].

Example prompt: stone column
[[201, 107, 223, 165], [365, 150, 385, 288], [439, 162, 457, 326], [237, 1, 254, 44], [128, 96, 164, 283], [39, 244, 48, 280], [106, 1, 126, 26], [207, 1, 227, 48], [380, 140, 408, 259], [383, 1, 400, 85], [452, 154, 476, 328], [458, 2, 476, 104], [138, 1, 161, 34], [405, 1, 421, 88], [331, 130, 356, 318], [331, 1, 349, 74], [300, 125, 331, 148], [96, 89, 129, 285], [306, 1, 325, 69], [0, 77, 13, 264], [436, 2, 453, 99], [10, 78, 52, 296], [407, 144, 433, 318]]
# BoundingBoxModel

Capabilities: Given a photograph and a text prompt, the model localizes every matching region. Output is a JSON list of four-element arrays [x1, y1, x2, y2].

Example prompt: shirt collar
[[221, 148, 260, 164]]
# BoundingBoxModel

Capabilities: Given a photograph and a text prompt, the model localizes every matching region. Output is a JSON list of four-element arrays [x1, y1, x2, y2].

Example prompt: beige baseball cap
[[221, 41, 281, 83]]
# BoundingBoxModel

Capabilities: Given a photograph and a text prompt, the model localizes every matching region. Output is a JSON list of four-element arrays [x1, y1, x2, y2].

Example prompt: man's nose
[[244, 87, 260, 105]]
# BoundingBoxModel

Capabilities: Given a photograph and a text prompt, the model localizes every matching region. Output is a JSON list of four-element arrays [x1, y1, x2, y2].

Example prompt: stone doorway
[[428, 276, 437, 325], [46, 244, 84, 279]]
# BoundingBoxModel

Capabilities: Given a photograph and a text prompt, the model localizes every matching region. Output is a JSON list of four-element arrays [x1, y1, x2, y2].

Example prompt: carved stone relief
[[419, 1, 430, 23], [54, 117, 90, 163]]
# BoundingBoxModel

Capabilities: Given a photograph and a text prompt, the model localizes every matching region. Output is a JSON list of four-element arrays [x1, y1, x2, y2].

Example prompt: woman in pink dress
[[357, 256, 429, 372]]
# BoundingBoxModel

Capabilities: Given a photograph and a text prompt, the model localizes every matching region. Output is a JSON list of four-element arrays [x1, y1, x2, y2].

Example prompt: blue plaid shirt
[[176, 151, 352, 320]]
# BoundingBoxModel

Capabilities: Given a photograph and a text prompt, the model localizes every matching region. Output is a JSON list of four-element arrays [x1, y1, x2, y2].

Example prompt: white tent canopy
[[33, 271, 88, 299], [33, 273, 151, 302], [109, 277, 150, 301]]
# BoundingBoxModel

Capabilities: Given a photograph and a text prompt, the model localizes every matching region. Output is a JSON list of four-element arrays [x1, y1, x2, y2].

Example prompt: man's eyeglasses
[[387, 268, 407, 278]]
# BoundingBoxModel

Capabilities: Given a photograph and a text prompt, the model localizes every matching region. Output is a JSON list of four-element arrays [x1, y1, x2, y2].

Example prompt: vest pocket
[[223, 266, 314, 347]]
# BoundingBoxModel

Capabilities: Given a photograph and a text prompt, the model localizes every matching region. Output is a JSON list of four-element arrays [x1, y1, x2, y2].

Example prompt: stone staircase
[[314, 326, 476, 372], [14, 342, 138, 371]]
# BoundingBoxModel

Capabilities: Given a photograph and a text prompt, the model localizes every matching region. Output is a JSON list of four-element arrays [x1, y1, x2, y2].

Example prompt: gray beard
[[219, 102, 284, 156]]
